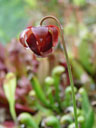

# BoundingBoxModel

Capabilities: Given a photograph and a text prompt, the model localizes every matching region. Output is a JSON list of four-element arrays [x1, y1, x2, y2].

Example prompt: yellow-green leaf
[[3, 72, 17, 121]]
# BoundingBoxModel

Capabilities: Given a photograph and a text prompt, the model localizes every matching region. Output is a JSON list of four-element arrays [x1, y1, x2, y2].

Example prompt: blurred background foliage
[[0, 0, 96, 44], [0, 0, 65, 44], [0, 0, 96, 128], [0, 0, 38, 44]]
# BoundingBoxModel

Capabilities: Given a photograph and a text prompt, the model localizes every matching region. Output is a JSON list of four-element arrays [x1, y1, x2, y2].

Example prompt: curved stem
[[40, 16, 78, 128], [18, 113, 38, 128]]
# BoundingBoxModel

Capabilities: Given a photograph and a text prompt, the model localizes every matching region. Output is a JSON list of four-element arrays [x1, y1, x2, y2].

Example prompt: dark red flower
[[19, 25, 59, 57]]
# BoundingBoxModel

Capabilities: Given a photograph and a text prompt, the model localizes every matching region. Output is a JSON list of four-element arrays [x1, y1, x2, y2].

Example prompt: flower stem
[[40, 16, 78, 128]]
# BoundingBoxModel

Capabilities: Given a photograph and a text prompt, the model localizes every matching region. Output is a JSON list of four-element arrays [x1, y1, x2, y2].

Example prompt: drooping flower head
[[19, 25, 59, 57]]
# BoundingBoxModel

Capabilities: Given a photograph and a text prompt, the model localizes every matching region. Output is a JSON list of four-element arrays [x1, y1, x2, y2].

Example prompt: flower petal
[[32, 27, 53, 56], [19, 25, 59, 57], [19, 29, 29, 47], [26, 30, 41, 56], [48, 25, 59, 47]]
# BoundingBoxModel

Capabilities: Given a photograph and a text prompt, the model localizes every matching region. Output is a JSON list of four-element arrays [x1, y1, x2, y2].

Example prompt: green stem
[[40, 16, 78, 128]]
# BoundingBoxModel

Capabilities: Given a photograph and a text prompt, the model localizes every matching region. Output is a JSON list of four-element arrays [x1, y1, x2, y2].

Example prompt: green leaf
[[79, 88, 94, 128], [3, 72, 16, 121], [85, 108, 94, 128]]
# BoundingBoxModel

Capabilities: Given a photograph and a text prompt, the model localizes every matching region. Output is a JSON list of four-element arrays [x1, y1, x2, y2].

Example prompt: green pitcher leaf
[[45, 116, 60, 128], [3, 72, 16, 121], [18, 113, 38, 128]]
